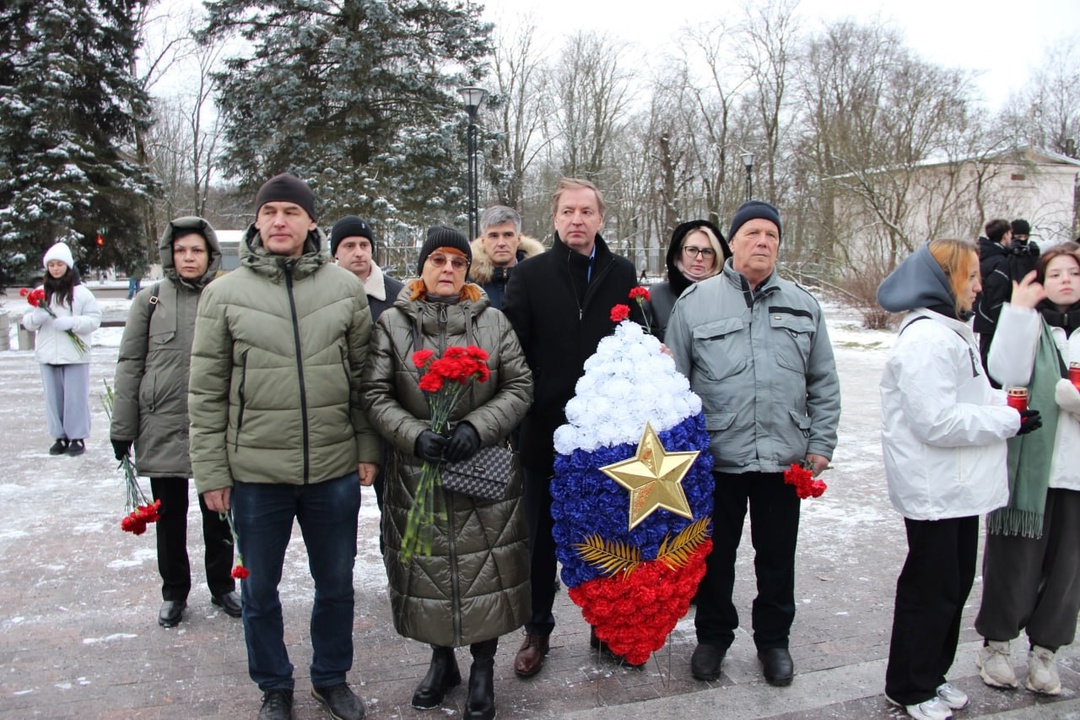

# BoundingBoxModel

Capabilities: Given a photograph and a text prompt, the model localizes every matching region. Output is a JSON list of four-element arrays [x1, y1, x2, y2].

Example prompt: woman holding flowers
[[975, 242, 1080, 696], [21, 242, 101, 456], [363, 226, 532, 720], [876, 239, 1040, 720]]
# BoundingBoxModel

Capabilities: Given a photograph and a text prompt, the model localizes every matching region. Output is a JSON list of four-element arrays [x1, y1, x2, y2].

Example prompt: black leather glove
[[111, 438, 133, 461], [444, 422, 481, 462], [415, 429, 448, 463], [1016, 409, 1042, 436]]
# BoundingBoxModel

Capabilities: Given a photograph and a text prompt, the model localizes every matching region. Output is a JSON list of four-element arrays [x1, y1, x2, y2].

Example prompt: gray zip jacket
[[666, 259, 841, 472]]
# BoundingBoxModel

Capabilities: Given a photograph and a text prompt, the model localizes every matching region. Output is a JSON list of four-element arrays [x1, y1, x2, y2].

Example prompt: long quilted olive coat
[[363, 287, 532, 647]]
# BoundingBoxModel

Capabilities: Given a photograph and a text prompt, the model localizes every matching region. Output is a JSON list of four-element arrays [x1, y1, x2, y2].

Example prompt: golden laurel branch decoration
[[574, 535, 642, 578], [655, 517, 711, 571]]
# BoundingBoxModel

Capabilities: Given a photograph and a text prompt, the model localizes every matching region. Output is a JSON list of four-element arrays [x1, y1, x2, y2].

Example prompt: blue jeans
[[231, 472, 360, 691]]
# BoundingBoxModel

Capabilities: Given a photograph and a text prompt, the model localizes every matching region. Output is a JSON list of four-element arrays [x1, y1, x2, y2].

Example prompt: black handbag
[[441, 445, 517, 501]]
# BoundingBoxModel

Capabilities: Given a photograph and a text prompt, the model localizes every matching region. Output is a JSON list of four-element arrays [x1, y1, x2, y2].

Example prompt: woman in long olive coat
[[363, 226, 532, 720]]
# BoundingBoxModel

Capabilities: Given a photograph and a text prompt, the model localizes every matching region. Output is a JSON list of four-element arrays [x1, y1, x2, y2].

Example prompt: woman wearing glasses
[[649, 220, 731, 340], [363, 226, 532, 720]]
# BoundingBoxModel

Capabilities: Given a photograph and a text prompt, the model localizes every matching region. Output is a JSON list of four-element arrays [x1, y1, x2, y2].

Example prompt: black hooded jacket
[[648, 220, 730, 341]]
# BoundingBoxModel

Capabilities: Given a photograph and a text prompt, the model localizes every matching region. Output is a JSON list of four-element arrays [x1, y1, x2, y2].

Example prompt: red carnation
[[629, 287, 650, 302], [412, 349, 435, 369], [232, 564, 250, 580], [610, 304, 630, 323]]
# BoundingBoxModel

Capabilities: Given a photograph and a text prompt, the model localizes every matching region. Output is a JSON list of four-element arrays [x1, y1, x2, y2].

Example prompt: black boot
[[465, 638, 497, 720], [411, 645, 461, 710]]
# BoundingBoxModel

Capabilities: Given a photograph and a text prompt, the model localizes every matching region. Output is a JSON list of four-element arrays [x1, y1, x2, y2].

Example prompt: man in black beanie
[[666, 199, 840, 687], [189, 173, 377, 720], [330, 214, 404, 535], [331, 215, 405, 322]]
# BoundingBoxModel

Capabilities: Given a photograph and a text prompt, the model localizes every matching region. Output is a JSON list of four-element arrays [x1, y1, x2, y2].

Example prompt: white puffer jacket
[[880, 309, 1019, 520], [21, 285, 101, 365], [987, 303, 1080, 492]]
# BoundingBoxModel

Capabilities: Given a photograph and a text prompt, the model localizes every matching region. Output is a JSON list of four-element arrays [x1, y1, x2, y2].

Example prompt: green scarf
[[987, 320, 1062, 538]]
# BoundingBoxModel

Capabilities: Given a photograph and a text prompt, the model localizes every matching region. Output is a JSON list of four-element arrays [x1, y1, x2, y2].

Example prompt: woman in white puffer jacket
[[876, 238, 1034, 720], [975, 241, 1080, 697], [20, 242, 102, 456]]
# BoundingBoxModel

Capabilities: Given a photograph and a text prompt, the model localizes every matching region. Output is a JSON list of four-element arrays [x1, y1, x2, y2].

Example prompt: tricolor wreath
[[551, 317, 714, 665]]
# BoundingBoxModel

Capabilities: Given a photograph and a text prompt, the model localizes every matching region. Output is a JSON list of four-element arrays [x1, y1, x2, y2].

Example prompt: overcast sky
[[480, 0, 1079, 110]]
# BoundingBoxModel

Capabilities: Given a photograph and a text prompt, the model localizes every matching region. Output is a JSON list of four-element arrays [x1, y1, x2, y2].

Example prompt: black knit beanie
[[417, 226, 472, 275], [728, 200, 782, 242], [1011, 219, 1031, 237], [330, 215, 374, 257], [255, 173, 317, 222]]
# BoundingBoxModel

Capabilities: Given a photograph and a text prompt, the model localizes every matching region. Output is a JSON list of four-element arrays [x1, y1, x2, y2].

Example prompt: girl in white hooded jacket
[[876, 239, 1036, 720], [20, 242, 102, 456], [975, 241, 1080, 696]]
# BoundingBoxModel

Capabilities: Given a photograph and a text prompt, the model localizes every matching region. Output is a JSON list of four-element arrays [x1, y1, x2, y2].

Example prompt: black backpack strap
[[147, 282, 161, 322]]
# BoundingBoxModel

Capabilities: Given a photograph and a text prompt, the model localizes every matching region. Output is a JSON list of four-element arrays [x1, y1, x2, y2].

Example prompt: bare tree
[[550, 31, 631, 183], [485, 14, 554, 211], [737, 0, 799, 205]]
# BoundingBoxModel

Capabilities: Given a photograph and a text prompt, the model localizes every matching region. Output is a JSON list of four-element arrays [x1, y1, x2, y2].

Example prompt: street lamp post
[[458, 86, 488, 240], [740, 151, 755, 202]]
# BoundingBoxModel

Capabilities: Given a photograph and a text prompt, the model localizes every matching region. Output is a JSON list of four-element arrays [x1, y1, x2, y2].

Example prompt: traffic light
[[96, 227, 105, 246]]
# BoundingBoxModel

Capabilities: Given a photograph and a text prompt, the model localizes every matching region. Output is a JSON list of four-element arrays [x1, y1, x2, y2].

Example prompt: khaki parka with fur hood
[[362, 287, 533, 647], [111, 217, 221, 477], [189, 224, 380, 494]]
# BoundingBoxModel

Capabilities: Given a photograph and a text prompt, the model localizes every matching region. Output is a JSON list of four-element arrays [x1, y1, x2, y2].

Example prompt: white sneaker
[[936, 682, 969, 710], [887, 694, 954, 720], [1026, 645, 1062, 695], [977, 640, 1018, 689]]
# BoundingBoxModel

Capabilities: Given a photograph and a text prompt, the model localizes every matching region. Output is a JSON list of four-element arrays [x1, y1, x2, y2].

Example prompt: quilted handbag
[[441, 445, 517, 501]]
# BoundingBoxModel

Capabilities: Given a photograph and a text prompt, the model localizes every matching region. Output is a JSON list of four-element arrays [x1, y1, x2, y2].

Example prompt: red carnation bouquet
[[784, 461, 827, 499], [20, 287, 88, 355], [101, 381, 161, 534], [402, 345, 491, 563]]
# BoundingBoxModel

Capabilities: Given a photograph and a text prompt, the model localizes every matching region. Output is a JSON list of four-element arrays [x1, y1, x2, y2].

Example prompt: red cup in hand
[[1006, 387, 1028, 412]]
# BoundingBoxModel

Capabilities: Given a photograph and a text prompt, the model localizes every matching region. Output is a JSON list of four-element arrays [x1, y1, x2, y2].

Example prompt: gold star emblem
[[600, 423, 699, 530]]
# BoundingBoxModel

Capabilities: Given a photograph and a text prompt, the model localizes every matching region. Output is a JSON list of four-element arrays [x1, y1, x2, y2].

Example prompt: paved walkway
[[0, 339, 1078, 719]]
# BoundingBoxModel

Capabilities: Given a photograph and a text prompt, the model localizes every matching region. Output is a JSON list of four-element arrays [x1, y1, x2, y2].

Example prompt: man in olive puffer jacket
[[189, 174, 379, 720]]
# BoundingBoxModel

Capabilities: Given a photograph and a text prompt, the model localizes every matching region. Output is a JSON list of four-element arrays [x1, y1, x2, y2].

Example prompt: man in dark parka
[[501, 177, 643, 678]]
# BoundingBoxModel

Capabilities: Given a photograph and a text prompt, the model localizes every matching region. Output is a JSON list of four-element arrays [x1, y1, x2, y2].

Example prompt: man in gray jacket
[[110, 217, 238, 629], [666, 200, 841, 688]]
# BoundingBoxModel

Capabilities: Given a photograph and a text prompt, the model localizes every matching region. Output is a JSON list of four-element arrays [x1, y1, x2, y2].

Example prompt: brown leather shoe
[[513, 633, 549, 677]]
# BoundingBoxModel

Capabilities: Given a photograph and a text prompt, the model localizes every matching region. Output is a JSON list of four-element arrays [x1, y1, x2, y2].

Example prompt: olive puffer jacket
[[111, 217, 222, 477], [362, 288, 533, 647], [189, 225, 380, 494]]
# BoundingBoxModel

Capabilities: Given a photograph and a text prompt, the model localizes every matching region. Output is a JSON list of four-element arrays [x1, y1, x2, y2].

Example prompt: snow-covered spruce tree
[[0, 0, 158, 286], [201, 0, 491, 234]]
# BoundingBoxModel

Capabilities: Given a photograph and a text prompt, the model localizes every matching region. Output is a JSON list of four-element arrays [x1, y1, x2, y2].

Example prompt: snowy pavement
[[0, 296, 1078, 718]]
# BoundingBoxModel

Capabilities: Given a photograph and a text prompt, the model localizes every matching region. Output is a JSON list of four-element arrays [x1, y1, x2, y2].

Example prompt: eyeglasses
[[683, 246, 715, 259], [427, 254, 468, 271]]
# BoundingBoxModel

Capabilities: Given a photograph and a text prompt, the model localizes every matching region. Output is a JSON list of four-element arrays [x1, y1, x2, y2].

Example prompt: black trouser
[[523, 463, 557, 637], [885, 515, 978, 706], [150, 477, 234, 602], [695, 471, 801, 651]]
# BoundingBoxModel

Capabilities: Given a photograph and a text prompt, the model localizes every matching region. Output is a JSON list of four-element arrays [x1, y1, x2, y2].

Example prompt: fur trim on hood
[[468, 235, 546, 284]]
